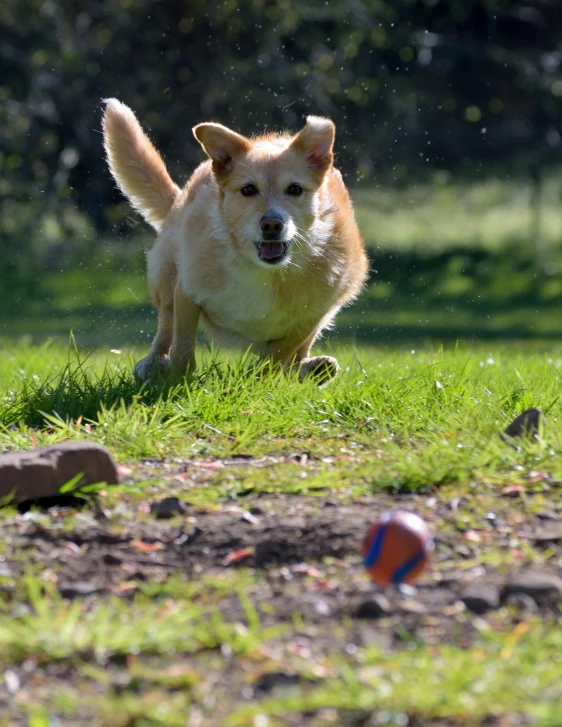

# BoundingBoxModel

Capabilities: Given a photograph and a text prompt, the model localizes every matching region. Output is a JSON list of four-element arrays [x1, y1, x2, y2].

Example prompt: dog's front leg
[[170, 283, 200, 381], [267, 328, 339, 386], [134, 301, 174, 380]]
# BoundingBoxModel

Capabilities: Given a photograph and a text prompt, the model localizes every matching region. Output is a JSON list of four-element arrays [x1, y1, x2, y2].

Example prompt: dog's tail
[[102, 98, 181, 230]]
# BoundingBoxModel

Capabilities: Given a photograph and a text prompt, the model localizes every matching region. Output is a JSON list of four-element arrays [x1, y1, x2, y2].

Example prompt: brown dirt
[[0, 462, 560, 726]]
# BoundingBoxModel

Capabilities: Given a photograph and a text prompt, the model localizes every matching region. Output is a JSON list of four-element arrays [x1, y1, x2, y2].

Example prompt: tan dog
[[102, 100, 368, 384]]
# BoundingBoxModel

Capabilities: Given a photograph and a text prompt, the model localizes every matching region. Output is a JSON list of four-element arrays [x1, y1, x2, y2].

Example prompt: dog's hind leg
[[292, 332, 339, 386]]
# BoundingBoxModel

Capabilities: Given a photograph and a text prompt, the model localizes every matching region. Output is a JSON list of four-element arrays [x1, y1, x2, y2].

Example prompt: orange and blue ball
[[361, 511, 434, 587]]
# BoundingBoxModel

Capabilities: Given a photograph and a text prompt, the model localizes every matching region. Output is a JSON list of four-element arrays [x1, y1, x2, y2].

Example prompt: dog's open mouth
[[254, 241, 289, 264]]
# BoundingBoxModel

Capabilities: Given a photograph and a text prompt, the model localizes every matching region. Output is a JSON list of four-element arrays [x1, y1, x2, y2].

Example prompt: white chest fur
[[193, 263, 315, 343]]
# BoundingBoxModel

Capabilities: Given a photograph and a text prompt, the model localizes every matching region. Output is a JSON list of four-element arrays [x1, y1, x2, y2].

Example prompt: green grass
[[1, 342, 562, 723], [5, 579, 562, 726], [2, 341, 561, 489], [354, 173, 562, 253]]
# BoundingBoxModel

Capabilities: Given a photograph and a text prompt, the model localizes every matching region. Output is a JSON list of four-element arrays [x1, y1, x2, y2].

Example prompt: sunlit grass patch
[[1, 342, 562, 492]]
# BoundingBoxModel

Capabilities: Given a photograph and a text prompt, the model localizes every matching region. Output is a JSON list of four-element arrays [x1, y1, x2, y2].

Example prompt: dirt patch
[[5, 490, 562, 632], [1, 461, 561, 725]]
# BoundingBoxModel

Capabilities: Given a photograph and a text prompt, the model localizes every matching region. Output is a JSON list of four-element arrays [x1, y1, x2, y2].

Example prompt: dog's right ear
[[193, 123, 251, 172]]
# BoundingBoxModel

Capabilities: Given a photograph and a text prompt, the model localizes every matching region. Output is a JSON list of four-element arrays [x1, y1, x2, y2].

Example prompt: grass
[[1, 341, 562, 724], [5, 580, 562, 726], [1, 341, 562, 485]]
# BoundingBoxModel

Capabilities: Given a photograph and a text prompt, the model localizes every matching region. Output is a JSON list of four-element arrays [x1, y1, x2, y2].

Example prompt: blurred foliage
[[2, 0, 562, 299], [3, 177, 562, 346]]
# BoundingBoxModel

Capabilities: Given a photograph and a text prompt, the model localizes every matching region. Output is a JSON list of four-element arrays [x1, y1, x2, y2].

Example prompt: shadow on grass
[[0, 358, 164, 428], [0, 354, 272, 429], [2, 246, 562, 349]]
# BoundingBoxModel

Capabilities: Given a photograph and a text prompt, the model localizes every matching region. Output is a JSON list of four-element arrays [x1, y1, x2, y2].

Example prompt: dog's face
[[193, 117, 335, 269]]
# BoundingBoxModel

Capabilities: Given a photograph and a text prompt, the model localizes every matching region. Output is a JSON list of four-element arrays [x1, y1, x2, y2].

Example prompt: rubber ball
[[361, 510, 434, 587]]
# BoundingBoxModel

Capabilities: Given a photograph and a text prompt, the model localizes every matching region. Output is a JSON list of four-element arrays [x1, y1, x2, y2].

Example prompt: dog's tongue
[[260, 242, 284, 259]]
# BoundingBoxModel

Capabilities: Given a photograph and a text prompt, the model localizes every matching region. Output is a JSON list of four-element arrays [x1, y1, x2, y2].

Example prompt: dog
[[102, 99, 368, 384]]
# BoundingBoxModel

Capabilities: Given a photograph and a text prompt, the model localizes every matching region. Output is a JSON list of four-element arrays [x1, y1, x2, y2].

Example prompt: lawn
[[1, 177, 562, 725], [0, 341, 561, 726]]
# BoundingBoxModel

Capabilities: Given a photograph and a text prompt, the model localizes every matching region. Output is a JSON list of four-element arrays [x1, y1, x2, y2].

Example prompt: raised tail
[[102, 98, 181, 230]]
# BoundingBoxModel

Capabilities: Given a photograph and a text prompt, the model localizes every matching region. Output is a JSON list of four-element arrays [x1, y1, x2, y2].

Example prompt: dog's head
[[193, 116, 335, 269]]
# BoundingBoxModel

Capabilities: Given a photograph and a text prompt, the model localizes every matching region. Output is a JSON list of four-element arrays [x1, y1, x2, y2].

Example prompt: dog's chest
[[199, 269, 318, 342]]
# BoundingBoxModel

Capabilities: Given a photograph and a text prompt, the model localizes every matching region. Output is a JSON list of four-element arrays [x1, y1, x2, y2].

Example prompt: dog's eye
[[286, 184, 303, 197], [241, 184, 259, 197]]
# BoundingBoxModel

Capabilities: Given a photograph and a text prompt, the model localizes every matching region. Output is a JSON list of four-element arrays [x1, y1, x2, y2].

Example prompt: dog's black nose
[[260, 211, 284, 240]]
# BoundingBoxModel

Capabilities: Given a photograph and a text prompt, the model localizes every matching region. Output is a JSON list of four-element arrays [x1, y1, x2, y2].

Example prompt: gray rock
[[355, 595, 392, 619], [460, 583, 500, 614], [502, 408, 542, 440], [501, 571, 562, 603], [537, 510, 558, 521], [59, 581, 104, 599], [0, 441, 118, 503], [533, 527, 562, 545], [150, 496, 186, 519], [504, 593, 539, 613]]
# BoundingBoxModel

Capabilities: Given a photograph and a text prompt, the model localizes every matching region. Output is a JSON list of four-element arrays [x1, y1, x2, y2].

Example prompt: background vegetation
[[2, 0, 562, 346]]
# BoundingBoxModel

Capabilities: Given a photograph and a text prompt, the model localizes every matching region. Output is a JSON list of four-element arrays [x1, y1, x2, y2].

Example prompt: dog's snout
[[260, 211, 284, 240]]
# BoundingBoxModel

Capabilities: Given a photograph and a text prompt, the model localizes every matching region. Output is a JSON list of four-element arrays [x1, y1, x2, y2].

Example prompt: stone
[[355, 595, 392, 619], [58, 581, 104, 599], [149, 496, 186, 519], [0, 441, 118, 503], [533, 527, 562, 545], [397, 598, 427, 615], [460, 582, 500, 614], [537, 510, 558, 521], [501, 571, 562, 603], [502, 408, 542, 440], [253, 671, 307, 694], [503, 593, 539, 613]]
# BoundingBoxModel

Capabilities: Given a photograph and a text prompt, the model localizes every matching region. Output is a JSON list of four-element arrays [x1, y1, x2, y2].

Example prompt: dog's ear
[[193, 123, 251, 173], [290, 116, 335, 174]]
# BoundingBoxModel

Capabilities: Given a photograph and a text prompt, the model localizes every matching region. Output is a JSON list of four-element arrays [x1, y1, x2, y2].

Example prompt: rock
[[3, 669, 20, 695], [102, 553, 123, 566], [460, 583, 500, 614], [398, 598, 427, 615], [253, 671, 307, 694], [502, 408, 542, 440], [312, 599, 332, 617], [503, 593, 539, 613], [149, 496, 186, 519], [533, 527, 562, 545], [241, 510, 259, 525], [254, 539, 290, 566], [58, 581, 104, 599], [501, 571, 562, 603], [0, 442, 118, 503], [355, 595, 392, 619], [537, 510, 558, 521]]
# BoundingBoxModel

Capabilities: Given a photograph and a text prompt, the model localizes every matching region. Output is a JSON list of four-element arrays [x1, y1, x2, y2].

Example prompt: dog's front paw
[[298, 356, 339, 386], [133, 355, 171, 381]]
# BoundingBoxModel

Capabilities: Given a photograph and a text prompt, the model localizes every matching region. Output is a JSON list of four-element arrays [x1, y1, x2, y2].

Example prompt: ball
[[361, 510, 434, 587]]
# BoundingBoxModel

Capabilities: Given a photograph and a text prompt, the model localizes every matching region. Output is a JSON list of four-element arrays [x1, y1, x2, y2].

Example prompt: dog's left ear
[[290, 116, 335, 174]]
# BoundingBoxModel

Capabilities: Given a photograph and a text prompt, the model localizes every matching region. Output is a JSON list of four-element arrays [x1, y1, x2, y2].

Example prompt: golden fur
[[102, 99, 369, 383]]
